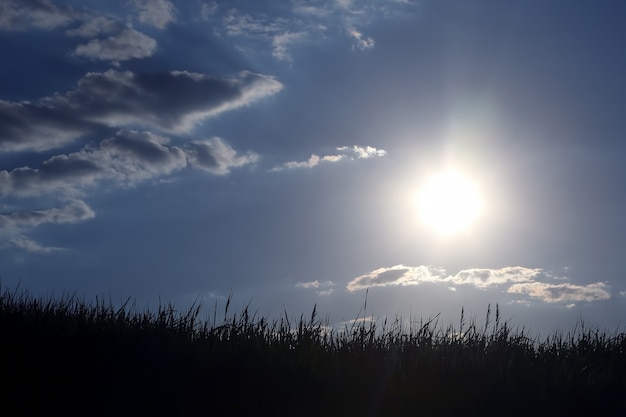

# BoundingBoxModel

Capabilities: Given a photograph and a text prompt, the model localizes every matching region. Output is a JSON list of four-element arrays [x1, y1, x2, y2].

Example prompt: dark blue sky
[[1, 0, 626, 335]]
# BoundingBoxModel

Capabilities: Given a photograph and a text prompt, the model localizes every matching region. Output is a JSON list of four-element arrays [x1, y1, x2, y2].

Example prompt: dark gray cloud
[[0, 100, 95, 152], [187, 137, 258, 175], [0, 69, 282, 152], [0, 130, 257, 197], [0, 130, 184, 196], [58, 70, 282, 133], [0, 0, 78, 31], [0, 0, 157, 64]]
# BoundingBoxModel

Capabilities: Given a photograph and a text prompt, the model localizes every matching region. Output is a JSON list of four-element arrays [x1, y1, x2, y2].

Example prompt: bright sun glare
[[416, 168, 484, 238]]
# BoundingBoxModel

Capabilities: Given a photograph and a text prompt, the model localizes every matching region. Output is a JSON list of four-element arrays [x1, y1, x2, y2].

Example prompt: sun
[[415, 168, 484, 238]]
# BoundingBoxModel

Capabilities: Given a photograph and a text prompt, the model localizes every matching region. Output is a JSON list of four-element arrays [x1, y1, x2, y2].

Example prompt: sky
[[1, 0, 626, 336]]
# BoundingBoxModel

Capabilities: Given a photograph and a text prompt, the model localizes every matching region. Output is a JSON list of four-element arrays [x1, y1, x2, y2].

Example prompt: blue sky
[[1, 0, 626, 335]]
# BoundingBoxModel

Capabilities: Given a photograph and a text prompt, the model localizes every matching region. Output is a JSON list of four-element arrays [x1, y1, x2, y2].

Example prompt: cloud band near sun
[[272, 145, 386, 171], [346, 265, 611, 305]]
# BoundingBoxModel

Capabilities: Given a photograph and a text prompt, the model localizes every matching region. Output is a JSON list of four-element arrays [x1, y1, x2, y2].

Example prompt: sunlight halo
[[415, 168, 484, 238]]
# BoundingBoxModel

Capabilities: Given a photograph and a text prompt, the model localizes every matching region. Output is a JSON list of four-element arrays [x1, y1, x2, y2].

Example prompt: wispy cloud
[[297, 280, 336, 296], [0, 200, 95, 228], [508, 282, 611, 304], [0, 69, 282, 153], [0, 200, 95, 253], [9, 236, 64, 253], [211, 1, 415, 62], [0, 0, 78, 31], [129, 0, 177, 29], [73, 26, 157, 63], [272, 145, 386, 171], [346, 264, 610, 305], [200, 2, 219, 20], [272, 31, 306, 62]]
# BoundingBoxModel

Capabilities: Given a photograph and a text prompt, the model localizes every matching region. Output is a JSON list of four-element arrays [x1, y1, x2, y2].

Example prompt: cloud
[[65, 16, 119, 38], [337, 145, 386, 158], [508, 282, 611, 304], [0, 200, 95, 227], [348, 27, 374, 50], [186, 137, 259, 175], [0, 69, 282, 153], [0, 130, 257, 197], [129, 0, 177, 29], [222, 10, 281, 37], [449, 267, 541, 289], [297, 280, 336, 296], [213, 1, 416, 62], [292, 2, 331, 17], [346, 264, 611, 305], [9, 236, 63, 253], [0, 200, 95, 253], [0, 0, 77, 31], [347, 265, 445, 292], [200, 2, 219, 20], [272, 145, 385, 171], [272, 31, 306, 62], [73, 26, 157, 63], [0, 100, 94, 153]]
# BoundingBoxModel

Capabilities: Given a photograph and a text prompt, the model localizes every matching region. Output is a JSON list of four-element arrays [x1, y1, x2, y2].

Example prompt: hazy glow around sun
[[416, 168, 484, 238]]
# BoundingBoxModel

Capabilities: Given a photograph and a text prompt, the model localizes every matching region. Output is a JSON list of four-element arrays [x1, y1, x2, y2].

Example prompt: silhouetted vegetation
[[1, 285, 625, 416]]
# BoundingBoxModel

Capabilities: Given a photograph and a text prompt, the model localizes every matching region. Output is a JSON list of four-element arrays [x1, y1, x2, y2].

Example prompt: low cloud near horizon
[[346, 265, 611, 306]]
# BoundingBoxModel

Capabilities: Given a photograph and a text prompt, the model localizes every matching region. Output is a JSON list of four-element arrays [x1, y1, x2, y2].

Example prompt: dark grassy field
[[1, 285, 625, 416]]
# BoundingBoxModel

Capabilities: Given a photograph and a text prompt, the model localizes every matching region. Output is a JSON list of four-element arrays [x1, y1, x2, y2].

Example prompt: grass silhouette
[[1, 284, 625, 416]]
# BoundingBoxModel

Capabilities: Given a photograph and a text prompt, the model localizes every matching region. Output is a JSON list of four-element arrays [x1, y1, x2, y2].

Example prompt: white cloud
[[272, 145, 385, 171], [346, 264, 611, 305], [508, 282, 611, 304], [337, 145, 386, 158], [346, 264, 445, 292], [297, 280, 336, 296], [348, 27, 374, 50], [129, 0, 177, 29], [73, 27, 157, 63], [449, 267, 541, 289]]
